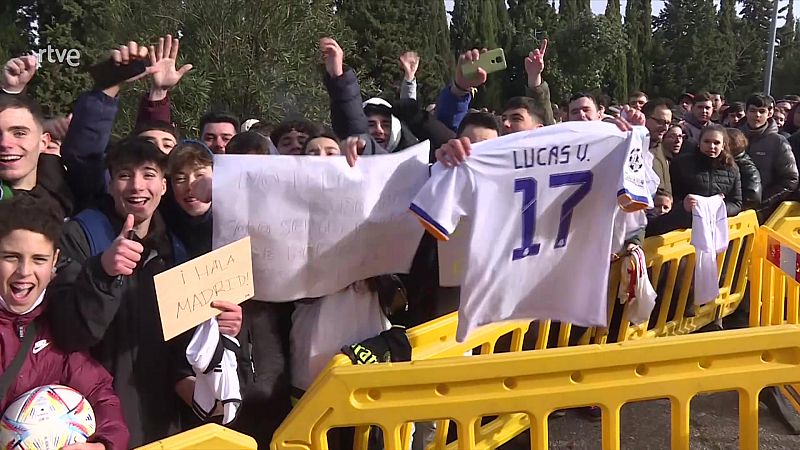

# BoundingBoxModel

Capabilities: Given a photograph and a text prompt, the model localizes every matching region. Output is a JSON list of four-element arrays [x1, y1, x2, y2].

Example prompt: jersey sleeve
[[409, 163, 474, 241], [617, 127, 654, 212]]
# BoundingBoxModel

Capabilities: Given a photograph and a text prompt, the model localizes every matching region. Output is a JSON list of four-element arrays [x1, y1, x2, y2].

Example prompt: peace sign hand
[[524, 39, 548, 88]]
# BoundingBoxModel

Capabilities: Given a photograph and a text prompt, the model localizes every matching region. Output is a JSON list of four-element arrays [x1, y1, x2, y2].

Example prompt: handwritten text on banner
[[212, 142, 430, 301]]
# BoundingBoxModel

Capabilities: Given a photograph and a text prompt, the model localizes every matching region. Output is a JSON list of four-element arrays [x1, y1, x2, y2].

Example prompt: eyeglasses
[[647, 117, 671, 127]]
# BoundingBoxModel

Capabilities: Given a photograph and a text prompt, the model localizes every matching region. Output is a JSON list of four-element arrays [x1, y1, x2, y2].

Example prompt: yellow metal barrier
[[136, 423, 257, 449], [272, 325, 800, 450]]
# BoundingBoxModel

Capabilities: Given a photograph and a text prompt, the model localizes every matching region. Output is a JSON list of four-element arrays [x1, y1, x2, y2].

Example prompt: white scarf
[[0, 289, 46, 315]]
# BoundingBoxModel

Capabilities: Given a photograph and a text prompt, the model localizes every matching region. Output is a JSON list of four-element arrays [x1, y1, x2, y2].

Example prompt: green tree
[[335, 0, 452, 105], [773, 1, 800, 95], [714, 0, 741, 97], [777, 1, 796, 58], [735, 0, 774, 97], [624, 0, 652, 96], [20, 0, 116, 117], [165, 0, 348, 133], [551, 11, 626, 98], [558, 0, 581, 22], [604, 0, 627, 102], [0, 1, 29, 63], [651, 0, 727, 99], [506, 0, 560, 98]]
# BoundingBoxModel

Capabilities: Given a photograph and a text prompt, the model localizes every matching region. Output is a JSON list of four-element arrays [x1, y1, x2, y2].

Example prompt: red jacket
[[0, 302, 129, 450]]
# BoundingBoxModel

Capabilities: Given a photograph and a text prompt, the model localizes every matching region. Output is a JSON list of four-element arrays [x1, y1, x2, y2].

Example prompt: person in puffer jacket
[[726, 128, 762, 211], [0, 196, 129, 450], [740, 94, 799, 222], [646, 124, 742, 236]]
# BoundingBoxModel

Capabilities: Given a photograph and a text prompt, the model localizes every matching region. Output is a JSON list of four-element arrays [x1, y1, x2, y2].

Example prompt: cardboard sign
[[154, 236, 254, 340]]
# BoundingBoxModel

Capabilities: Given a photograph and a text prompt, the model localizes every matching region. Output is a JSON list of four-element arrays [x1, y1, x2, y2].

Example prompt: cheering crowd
[[0, 31, 798, 450]]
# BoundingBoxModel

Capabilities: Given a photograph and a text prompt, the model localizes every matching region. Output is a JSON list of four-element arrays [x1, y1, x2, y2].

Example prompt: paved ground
[[500, 391, 800, 449]]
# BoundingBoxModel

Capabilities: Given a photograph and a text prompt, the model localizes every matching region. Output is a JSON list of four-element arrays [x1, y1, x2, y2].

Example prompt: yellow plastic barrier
[[281, 210, 759, 450], [404, 209, 758, 362], [272, 325, 800, 450], [748, 222, 800, 414], [764, 201, 800, 240], [749, 224, 800, 327], [136, 423, 257, 450]]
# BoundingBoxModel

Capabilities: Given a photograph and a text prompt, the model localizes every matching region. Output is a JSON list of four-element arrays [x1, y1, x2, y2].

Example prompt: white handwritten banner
[[154, 237, 254, 340], [212, 141, 430, 301]]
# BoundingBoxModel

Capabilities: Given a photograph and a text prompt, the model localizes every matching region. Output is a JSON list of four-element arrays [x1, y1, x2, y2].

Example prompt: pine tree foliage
[[624, 0, 652, 96], [335, 0, 452, 105], [603, 0, 627, 103], [506, 0, 559, 98]]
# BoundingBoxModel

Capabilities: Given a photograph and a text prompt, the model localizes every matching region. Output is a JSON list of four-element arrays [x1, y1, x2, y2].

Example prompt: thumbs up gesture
[[100, 214, 144, 277]]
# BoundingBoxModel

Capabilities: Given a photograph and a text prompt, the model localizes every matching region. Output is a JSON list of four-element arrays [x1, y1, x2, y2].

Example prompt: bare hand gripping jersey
[[410, 122, 652, 341]]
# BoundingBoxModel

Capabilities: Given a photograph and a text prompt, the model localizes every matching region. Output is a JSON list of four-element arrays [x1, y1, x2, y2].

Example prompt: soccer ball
[[0, 385, 96, 450]]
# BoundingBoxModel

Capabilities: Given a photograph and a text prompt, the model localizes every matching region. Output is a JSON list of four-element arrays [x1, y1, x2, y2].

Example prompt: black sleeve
[[669, 157, 688, 205], [36, 154, 75, 217], [725, 167, 743, 217], [46, 221, 123, 352], [740, 159, 762, 209], [60, 90, 119, 211], [323, 67, 368, 139], [392, 98, 456, 160], [762, 138, 799, 206]]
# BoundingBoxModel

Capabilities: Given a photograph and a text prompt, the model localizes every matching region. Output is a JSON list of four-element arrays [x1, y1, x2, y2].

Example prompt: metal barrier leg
[[670, 396, 691, 450]]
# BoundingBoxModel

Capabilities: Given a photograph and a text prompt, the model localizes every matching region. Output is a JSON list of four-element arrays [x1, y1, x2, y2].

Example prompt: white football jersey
[[410, 122, 652, 341]]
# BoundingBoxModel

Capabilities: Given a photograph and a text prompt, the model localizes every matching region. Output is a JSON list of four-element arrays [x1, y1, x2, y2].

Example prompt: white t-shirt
[[410, 122, 652, 341], [290, 284, 391, 391], [689, 194, 728, 305]]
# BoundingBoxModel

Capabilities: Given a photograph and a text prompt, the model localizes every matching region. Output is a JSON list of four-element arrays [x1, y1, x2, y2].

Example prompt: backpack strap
[[0, 321, 38, 404], [73, 209, 190, 264], [71, 209, 117, 257]]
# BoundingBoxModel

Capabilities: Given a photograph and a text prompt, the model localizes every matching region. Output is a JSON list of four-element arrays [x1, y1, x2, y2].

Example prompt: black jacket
[[323, 67, 419, 152], [647, 150, 742, 236], [671, 150, 742, 216], [11, 154, 74, 218], [789, 131, 800, 200], [46, 199, 193, 447], [734, 151, 762, 210], [742, 119, 799, 218]]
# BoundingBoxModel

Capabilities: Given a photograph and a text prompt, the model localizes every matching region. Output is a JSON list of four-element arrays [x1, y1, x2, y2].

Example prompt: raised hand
[[148, 34, 193, 94], [399, 51, 420, 81], [43, 114, 72, 139], [454, 49, 488, 92], [2, 55, 38, 93], [110, 41, 159, 84], [320, 37, 344, 78], [524, 39, 547, 88], [100, 214, 144, 277], [620, 105, 645, 126]]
